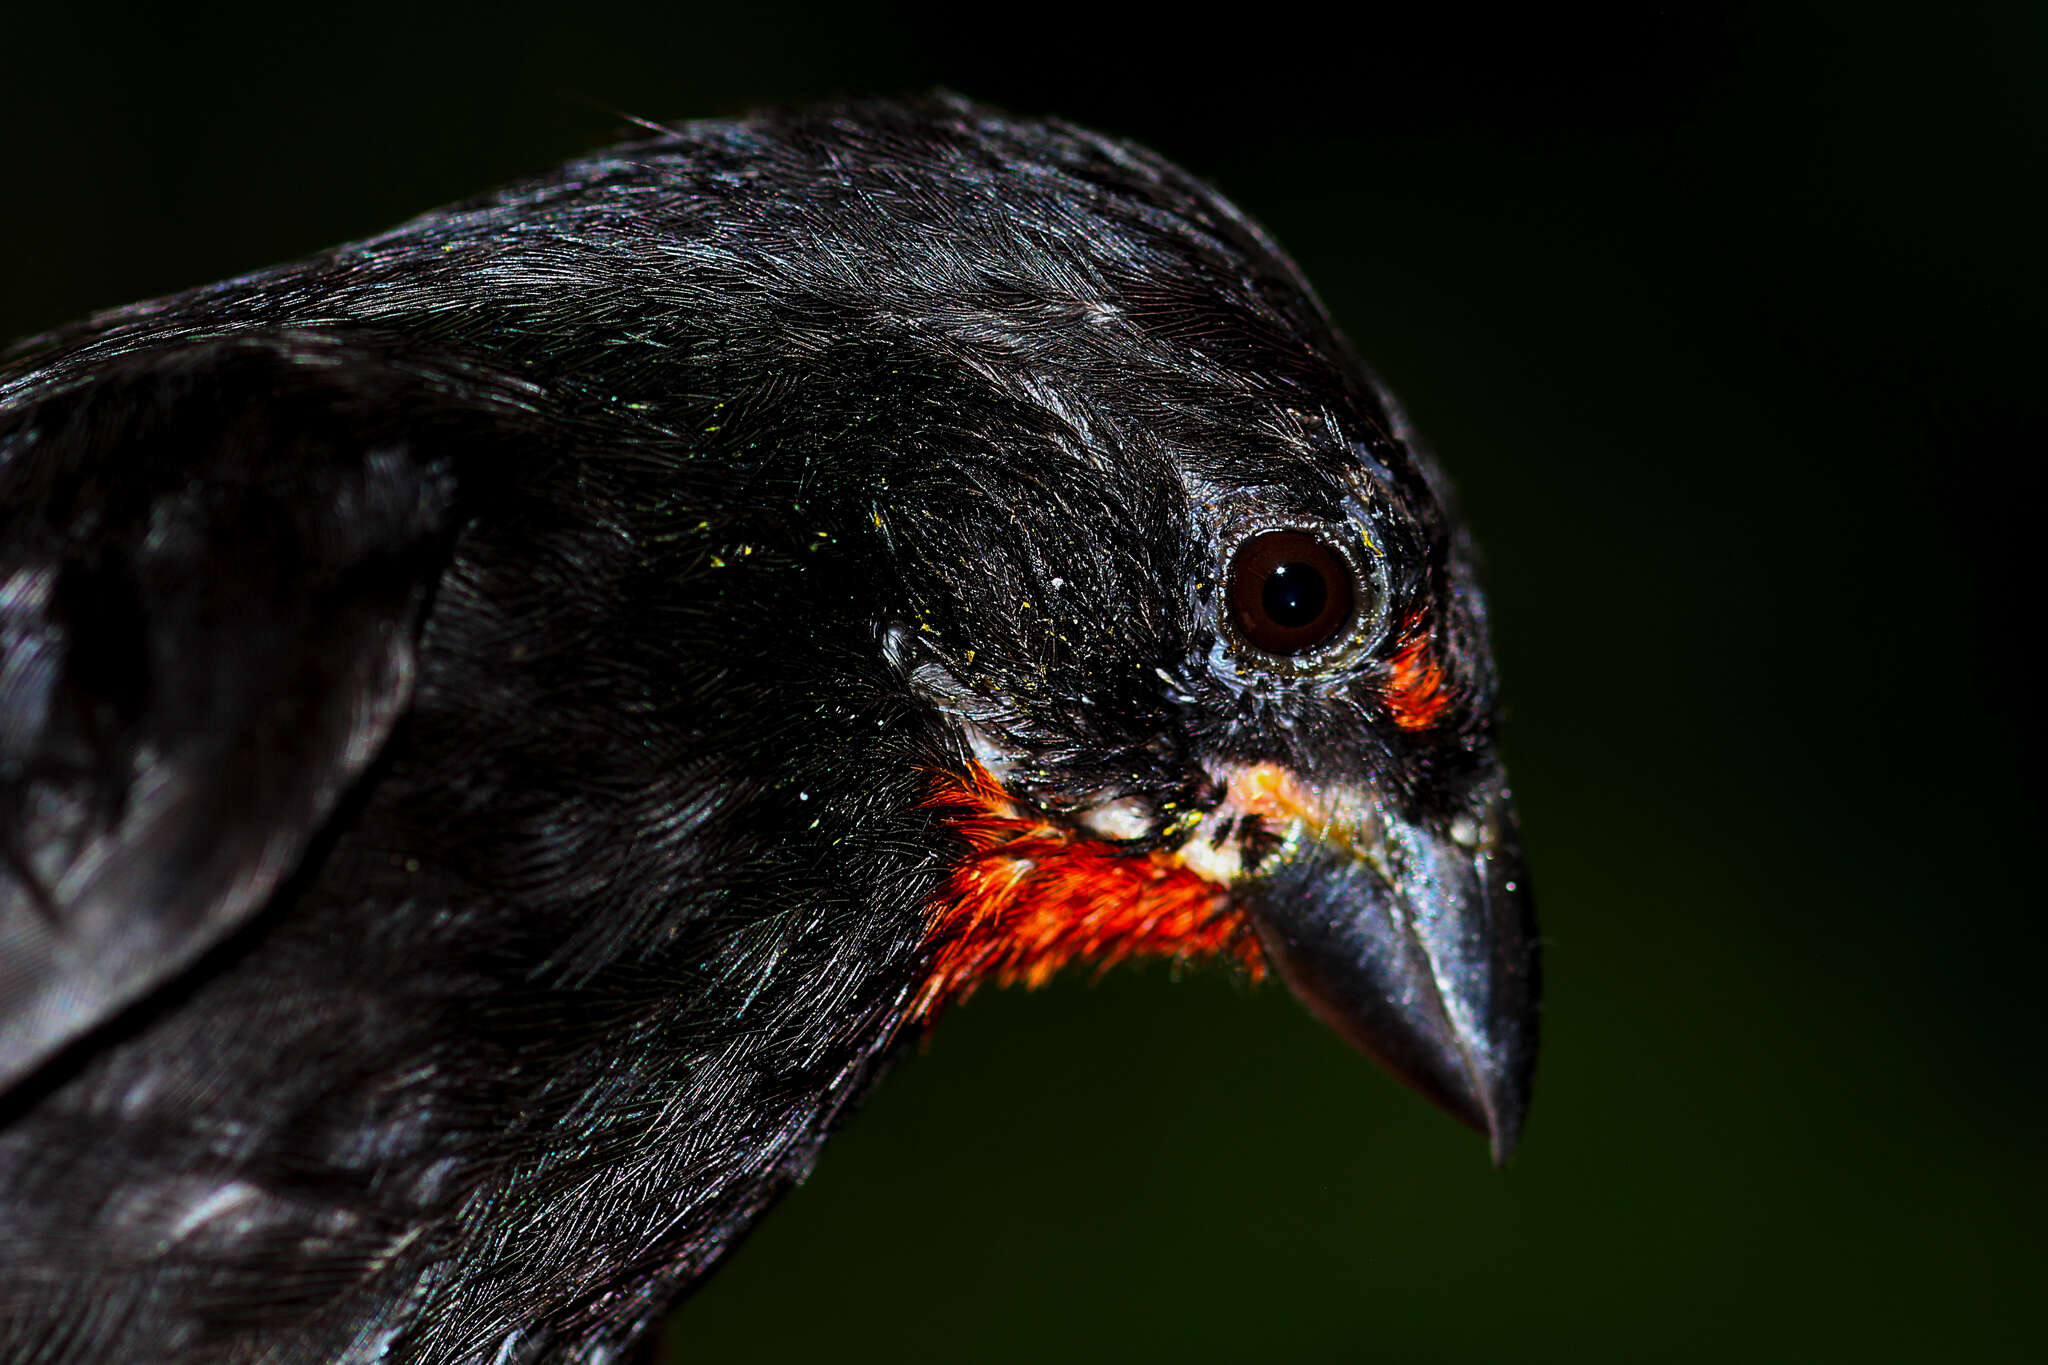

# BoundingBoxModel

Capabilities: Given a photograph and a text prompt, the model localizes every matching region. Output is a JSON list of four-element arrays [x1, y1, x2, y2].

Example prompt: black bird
[[0, 98, 1539, 1362]]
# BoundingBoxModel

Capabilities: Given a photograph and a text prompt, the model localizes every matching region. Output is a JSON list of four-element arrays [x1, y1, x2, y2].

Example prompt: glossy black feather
[[0, 97, 1508, 1362]]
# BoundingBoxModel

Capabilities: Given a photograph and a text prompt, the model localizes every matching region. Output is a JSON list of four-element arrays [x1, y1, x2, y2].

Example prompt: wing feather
[[0, 338, 472, 1093]]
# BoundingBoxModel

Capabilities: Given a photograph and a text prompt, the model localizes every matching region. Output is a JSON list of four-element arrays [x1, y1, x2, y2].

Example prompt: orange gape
[[911, 765, 1264, 1021], [1386, 616, 1451, 731]]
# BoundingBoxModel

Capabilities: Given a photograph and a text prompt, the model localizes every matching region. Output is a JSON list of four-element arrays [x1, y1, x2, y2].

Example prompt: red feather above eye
[[910, 765, 1264, 1023]]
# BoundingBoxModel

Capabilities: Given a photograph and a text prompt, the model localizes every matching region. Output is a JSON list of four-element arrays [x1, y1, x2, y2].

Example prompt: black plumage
[[0, 98, 1537, 1362]]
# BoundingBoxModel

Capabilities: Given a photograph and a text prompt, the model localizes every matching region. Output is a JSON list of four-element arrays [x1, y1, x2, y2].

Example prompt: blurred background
[[3, 3, 2039, 1359]]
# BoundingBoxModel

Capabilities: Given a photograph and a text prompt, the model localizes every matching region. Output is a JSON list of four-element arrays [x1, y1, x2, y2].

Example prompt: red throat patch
[[910, 764, 1265, 1022]]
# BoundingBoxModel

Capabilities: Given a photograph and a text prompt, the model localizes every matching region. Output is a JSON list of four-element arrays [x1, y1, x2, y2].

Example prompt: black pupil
[[1261, 561, 1328, 629]]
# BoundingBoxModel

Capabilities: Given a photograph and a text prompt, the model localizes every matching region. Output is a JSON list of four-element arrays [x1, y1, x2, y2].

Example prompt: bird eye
[[1227, 529, 1356, 657]]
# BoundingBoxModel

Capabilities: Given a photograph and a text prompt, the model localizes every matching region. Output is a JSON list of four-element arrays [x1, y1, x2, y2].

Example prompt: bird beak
[[1232, 772, 1540, 1163]]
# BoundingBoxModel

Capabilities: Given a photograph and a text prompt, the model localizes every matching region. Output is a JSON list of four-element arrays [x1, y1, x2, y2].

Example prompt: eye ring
[[1226, 528, 1358, 658]]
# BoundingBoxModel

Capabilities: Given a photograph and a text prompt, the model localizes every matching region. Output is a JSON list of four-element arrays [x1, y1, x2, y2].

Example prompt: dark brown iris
[[1228, 529, 1355, 656]]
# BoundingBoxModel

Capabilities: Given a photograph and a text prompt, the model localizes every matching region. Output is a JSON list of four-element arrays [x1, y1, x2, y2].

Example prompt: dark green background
[[3, 4, 2039, 1359]]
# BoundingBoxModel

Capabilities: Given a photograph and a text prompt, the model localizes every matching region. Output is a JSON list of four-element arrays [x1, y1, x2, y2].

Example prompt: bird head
[[871, 397, 1537, 1161], [725, 111, 1548, 1159]]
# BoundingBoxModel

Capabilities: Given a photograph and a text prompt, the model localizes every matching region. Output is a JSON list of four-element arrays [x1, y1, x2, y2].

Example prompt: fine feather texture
[[908, 762, 1264, 1022], [0, 96, 1523, 1362]]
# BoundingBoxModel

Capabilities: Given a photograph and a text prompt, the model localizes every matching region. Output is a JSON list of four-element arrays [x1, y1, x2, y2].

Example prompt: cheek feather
[[1385, 617, 1452, 731], [911, 765, 1264, 1022]]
